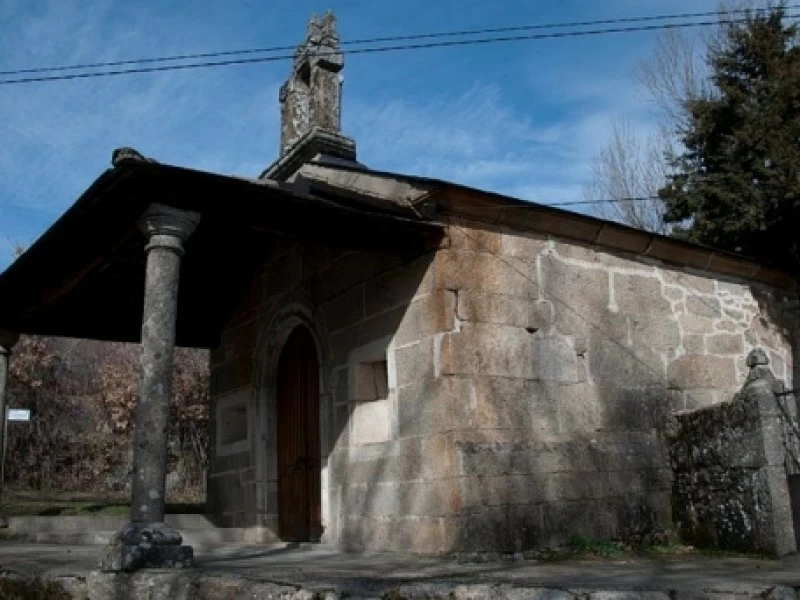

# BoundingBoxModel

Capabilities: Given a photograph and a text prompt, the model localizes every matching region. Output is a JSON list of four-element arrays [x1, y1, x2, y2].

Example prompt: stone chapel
[[0, 13, 798, 567]]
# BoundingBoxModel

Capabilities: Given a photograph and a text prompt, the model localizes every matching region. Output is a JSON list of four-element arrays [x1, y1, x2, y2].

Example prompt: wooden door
[[276, 326, 321, 541]]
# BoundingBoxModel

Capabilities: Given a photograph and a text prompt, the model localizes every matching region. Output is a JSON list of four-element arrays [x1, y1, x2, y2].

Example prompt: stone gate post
[[0, 331, 19, 516]]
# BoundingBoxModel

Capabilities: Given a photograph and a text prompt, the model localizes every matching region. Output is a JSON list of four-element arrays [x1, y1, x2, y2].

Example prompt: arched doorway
[[276, 325, 322, 541]]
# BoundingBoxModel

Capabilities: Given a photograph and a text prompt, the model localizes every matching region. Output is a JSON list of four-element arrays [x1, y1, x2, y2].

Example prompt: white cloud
[[348, 78, 661, 209]]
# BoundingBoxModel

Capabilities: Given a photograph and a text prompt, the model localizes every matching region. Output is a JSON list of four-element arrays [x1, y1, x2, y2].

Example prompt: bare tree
[[587, 119, 671, 234], [585, 0, 768, 233]]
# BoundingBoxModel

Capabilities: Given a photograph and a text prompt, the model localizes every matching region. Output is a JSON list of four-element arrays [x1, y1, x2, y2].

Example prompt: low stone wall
[[667, 349, 798, 556]]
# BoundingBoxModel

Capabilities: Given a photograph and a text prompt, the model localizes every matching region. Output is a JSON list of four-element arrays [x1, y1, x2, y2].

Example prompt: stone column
[[101, 204, 200, 571], [0, 331, 19, 517]]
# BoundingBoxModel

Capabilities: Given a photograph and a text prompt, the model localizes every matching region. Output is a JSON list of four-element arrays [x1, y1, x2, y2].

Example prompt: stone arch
[[251, 299, 334, 542]]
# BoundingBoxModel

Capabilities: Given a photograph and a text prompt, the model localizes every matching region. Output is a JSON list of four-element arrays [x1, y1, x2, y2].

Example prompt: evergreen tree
[[659, 8, 800, 270]]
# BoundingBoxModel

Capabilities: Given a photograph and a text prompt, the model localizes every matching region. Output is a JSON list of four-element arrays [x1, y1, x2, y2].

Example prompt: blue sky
[[0, 0, 719, 271]]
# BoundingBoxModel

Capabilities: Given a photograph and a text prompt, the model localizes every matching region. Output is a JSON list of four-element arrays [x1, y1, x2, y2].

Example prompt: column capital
[[0, 331, 19, 354], [137, 204, 201, 254]]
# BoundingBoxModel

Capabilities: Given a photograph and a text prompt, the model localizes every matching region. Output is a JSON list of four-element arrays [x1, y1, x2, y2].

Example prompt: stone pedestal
[[101, 205, 199, 571], [100, 522, 193, 571]]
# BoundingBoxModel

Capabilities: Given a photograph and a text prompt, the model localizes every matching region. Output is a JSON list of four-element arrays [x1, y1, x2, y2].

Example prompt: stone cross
[[101, 204, 200, 571], [279, 11, 344, 155]]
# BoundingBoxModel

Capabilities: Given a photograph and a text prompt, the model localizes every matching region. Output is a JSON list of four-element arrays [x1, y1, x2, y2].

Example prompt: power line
[[1, 5, 793, 77], [547, 196, 659, 208], [1, 14, 797, 86]]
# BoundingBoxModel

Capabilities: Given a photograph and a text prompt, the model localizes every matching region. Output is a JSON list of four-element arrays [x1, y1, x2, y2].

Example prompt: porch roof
[[0, 154, 442, 348]]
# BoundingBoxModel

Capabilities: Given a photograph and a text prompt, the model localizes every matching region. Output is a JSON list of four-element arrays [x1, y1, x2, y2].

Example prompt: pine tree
[[659, 8, 800, 270]]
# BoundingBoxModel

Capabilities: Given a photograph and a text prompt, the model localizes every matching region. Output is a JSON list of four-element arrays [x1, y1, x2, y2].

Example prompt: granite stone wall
[[417, 217, 798, 552], [208, 215, 798, 553], [667, 350, 799, 556]]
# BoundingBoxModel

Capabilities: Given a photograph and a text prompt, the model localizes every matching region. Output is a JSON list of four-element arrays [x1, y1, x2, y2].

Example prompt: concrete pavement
[[1, 542, 800, 598]]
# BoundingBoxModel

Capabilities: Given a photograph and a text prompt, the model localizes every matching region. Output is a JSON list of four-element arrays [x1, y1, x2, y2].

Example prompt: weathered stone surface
[[668, 352, 798, 556], [502, 232, 548, 260], [398, 377, 476, 437], [351, 397, 392, 444], [364, 254, 435, 316], [436, 249, 537, 297], [667, 355, 736, 389], [678, 314, 715, 334], [540, 256, 611, 337], [319, 284, 364, 333], [457, 291, 552, 330], [630, 317, 680, 351], [589, 337, 665, 387], [395, 339, 434, 386], [100, 522, 193, 571], [614, 274, 670, 315], [475, 377, 558, 432], [439, 323, 536, 379], [448, 219, 504, 253], [686, 295, 721, 318], [534, 335, 580, 382], [706, 333, 744, 355], [394, 290, 456, 346]]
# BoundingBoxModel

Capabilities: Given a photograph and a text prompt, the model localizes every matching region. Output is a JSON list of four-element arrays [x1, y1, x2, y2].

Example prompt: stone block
[[448, 219, 504, 253], [220, 319, 258, 360], [351, 397, 392, 445], [311, 251, 404, 302], [540, 256, 612, 337], [439, 323, 536, 379], [328, 305, 406, 366], [678, 314, 715, 334], [556, 382, 605, 434], [475, 377, 559, 433], [435, 249, 537, 297], [630, 317, 680, 351], [397, 377, 476, 438], [683, 334, 705, 353], [334, 437, 425, 485], [588, 337, 665, 387], [717, 280, 748, 296], [602, 386, 672, 432], [394, 290, 456, 347], [614, 273, 670, 316], [99, 523, 194, 571], [502, 232, 548, 261], [340, 515, 444, 553], [395, 339, 434, 387], [673, 270, 716, 294], [346, 480, 462, 518], [319, 284, 364, 333], [260, 246, 303, 299], [706, 333, 744, 355], [441, 508, 513, 552], [210, 356, 253, 396], [535, 335, 579, 382], [540, 500, 618, 546], [686, 295, 721, 318], [456, 291, 552, 330], [667, 355, 736, 389], [589, 593, 669, 600], [364, 254, 435, 316]]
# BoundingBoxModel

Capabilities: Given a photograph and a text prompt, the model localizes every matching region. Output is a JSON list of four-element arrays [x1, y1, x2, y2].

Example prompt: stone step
[[6, 513, 214, 532], [3, 524, 279, 547]]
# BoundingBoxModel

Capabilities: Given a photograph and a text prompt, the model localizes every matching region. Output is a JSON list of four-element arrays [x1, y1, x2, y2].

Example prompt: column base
[[99, 522, 194, 572]]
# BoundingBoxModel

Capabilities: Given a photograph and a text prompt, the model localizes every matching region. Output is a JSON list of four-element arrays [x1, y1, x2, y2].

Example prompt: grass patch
[[565, 534, 627, 558]]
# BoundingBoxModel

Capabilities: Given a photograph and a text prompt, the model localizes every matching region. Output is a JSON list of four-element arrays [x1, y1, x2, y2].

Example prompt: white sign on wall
[[7, 409, 31, 422]]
